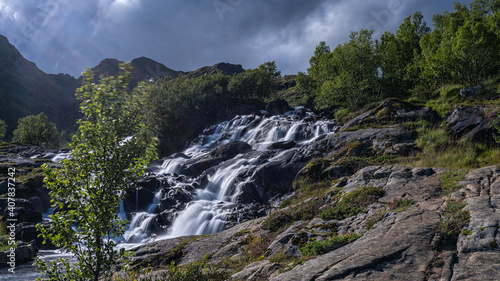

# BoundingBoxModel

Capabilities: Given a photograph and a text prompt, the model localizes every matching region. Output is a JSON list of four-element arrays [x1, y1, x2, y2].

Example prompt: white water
[[122, 109, 337, 244]]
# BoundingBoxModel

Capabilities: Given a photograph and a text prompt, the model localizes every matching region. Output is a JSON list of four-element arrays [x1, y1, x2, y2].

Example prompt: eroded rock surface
[[132, 165, 500, 281]]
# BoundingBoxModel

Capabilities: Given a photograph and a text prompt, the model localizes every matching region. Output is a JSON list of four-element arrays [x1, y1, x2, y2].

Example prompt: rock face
[[340, 99, 440, 131], [132, 165, 500, 281], [446, 106, 495, 144], [265, 99, 293, 115]]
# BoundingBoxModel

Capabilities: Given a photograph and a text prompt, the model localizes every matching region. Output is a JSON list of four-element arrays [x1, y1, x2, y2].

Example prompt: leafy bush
[[0, 119, 6, 140], [299, 234, 360, 256], [12, 112, 59, 148], [320, 186, 384, 220]]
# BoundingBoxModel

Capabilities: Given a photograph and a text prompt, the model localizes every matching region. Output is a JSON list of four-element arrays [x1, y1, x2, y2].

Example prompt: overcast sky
[[0, 0, 471, 77]]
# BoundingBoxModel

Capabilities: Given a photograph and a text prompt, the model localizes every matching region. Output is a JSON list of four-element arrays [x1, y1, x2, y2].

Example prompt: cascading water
[[122, 107, 337, 244]]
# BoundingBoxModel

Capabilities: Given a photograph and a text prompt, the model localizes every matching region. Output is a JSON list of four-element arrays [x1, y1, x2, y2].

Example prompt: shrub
[[0, 119, 6, 140], [12, 112, 59, 148], [321, 186, 384, 220], [299, 234, 360, 256]]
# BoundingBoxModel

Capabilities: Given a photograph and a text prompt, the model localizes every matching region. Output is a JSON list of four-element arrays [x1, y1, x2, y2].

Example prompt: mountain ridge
[[0, 34, 244, 139]]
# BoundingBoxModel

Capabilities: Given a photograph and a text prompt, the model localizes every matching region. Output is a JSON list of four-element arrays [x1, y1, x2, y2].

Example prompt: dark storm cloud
[[0, 0, 471, 77]]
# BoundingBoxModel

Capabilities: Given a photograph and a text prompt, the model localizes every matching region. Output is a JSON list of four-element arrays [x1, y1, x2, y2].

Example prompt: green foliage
[[320, 186, 384, 220], [436, 199, 470, 242], [0, 119, 6, 140], [314, 30, 380, 110], [378, 12, 430, 97], [35, 64, 158, 281], [415, 127, 450, 153], [299, 234, 360, 256], [304, 2, 500, 109], [144, 62, 279, 153], [12, 112, 59, 148]]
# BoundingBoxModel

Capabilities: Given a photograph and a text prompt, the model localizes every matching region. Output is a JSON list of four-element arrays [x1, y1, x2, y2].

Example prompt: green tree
[[0, 119, 6, 140], [419, 2, 499, 86], [314, 30, 380, 109], [452, 20, 500, 84], [12, 112, 59, 148], [36, 64, 157, 281], [378, 13, 430, 97], [228, 61, 281, 102]]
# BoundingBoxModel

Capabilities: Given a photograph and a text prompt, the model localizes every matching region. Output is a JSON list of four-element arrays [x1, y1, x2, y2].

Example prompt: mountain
[[0, 34, 244, 140], [88, 57, 244, 87], [0, 35, 80, 139]]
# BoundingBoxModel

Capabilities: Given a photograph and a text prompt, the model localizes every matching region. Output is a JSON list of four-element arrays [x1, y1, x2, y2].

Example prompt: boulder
[[446, 106, 495, 144], [0, 241, 38, 267], [265, 99, 293, 115], [210, 141, 252, 160], [267, 140, 296, 150], [460, 85, 482, 97], [237, 162, 303, 204], [123, 187, 156, 213]]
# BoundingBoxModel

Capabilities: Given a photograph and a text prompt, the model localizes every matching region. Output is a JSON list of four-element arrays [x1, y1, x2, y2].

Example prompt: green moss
[[461, 229, 472, 236], [233, 229, 250, 237]]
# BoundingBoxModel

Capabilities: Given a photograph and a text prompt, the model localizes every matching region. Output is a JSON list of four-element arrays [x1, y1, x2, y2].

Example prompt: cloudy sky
[[0, 0, 471, 77]]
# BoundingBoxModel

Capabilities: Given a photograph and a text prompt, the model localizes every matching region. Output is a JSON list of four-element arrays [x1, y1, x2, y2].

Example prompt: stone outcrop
[[131, 165, 500, 281], [446, 105, 496, 144], [340, 99, 440, 131]]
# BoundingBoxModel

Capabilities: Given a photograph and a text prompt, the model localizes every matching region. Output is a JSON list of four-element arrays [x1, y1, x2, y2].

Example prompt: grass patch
[[135, 261, 229, 281], [365, 208, 388, 230], [436, 199, 470, 242], [440, 170, 468, 194], [320, 186, 384, 221], [387, 198, 415, 212], [400, 142, 500, 169], [299, 234, 360, 256], [263, 199, 321, 232]]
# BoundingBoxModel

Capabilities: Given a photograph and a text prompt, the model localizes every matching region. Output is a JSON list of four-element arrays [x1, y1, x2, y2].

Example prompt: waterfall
[[121, 108, 337, 244]]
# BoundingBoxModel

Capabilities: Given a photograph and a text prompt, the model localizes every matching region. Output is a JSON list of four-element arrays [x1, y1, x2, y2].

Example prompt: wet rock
[[267, 140, 296, 150], [210, 141, 252, 160], [238, 162, 302, 204], [266, 99, 293, 115], [123, 188, 155, 213]]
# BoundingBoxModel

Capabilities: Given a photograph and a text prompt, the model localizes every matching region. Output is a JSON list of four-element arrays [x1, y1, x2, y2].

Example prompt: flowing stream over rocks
[[121, 108, 337, 245]]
